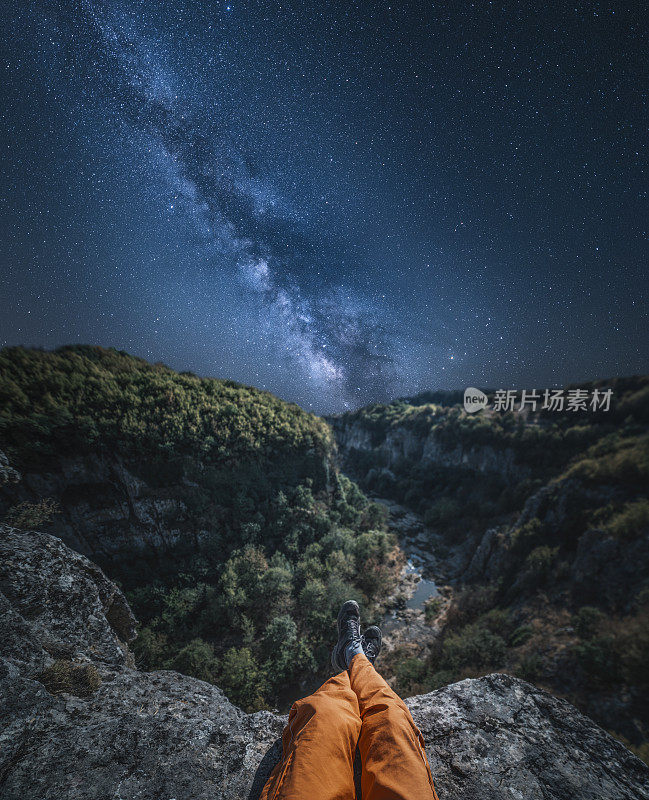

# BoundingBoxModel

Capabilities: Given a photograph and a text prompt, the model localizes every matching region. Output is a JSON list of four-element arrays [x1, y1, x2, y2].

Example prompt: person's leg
[[259, 670, 361, 800], [349, 652, 439, 800]]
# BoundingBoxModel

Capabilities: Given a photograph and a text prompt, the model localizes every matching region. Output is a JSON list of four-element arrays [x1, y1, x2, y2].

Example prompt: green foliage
[[516, 654, 543, 682], [337, 377, 649, 555], [395, 656, 428, 694], [395, 606, 510, 695], [262, 615, 316, 692], [573, 606, 605, 639], [601, 499, 649, 540], [132, 626, 170, 669], [440, 623, 507, 672], [561, 434, 649, 487], [424, 597, 443, 623], [509, 518, 544, 552], [0, 346, 334, 471], [128, 479, 393, 710], [167, 639, 220, 684], [3, 497, 60, 529], [335, 377, 649, 753], [509, 625, 534, 647], [574, 636, 621, 685], [572, 600, 649, 691], [218, 647, 268, 712], [523, 546, 558, 585], [423, 498, 461, 527]]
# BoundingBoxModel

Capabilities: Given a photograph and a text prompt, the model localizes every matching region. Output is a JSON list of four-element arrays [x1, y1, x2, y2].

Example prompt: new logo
[[464, 387, 488, 413]]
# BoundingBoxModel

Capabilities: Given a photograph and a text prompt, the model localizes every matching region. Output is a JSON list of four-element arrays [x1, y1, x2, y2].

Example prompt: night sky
[[1, 1, 647, 413]]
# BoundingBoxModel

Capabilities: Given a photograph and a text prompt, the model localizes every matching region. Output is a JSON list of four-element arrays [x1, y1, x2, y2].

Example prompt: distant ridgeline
[[0, 346, 394, 711], [331, 376, 649, 761]]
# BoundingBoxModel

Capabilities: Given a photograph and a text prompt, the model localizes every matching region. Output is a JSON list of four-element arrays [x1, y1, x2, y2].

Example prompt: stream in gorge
[[374, 498, 459, 656]]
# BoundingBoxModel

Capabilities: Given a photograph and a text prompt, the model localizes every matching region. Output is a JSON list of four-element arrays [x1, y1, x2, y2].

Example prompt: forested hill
[[0, 346, 395, 711], [0, 344, 333, 481]]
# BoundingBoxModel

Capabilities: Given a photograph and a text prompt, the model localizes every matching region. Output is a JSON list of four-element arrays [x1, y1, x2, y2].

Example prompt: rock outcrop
[[0, 449, 20, 486], [332, 417, 528, 482], [1, 527, 648, 799], [2, 452, 200, 563]]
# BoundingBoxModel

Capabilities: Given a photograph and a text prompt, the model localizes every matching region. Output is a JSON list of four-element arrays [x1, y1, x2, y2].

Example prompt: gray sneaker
[[331, 600, 362, 672], [362, 625, 382, 665]]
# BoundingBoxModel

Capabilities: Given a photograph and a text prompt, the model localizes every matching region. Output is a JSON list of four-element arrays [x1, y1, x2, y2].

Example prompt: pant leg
[[349, 653, 439, 800], [259, 671, 361, 800]]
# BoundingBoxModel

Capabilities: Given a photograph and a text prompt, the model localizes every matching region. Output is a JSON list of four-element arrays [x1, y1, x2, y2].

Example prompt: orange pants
[[260, 653, 439, 799]]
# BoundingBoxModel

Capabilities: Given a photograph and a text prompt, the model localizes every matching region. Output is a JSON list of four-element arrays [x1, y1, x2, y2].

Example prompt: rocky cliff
[[1, 526, 647, 800], [332, 414, 526, 482]]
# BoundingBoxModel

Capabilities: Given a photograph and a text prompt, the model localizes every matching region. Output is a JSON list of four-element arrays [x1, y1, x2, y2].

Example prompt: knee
[[301, 693, 344, 724], [364, 698, 416, 732]]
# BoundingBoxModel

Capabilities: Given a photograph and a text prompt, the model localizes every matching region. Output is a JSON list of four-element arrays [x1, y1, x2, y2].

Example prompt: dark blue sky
[[1, 1, 647, 412]]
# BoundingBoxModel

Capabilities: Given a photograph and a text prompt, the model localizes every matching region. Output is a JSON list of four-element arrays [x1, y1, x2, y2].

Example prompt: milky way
[[1, 1, 648, 411], [81, 0, 407, 407]]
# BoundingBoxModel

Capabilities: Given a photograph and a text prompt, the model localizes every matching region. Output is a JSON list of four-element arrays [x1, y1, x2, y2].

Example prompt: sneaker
[[362, 625, 382, 665], [331, 600, 363, 672]]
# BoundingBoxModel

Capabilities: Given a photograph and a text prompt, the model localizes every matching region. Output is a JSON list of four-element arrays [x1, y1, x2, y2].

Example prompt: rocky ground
[[2, 525, 647, 799]]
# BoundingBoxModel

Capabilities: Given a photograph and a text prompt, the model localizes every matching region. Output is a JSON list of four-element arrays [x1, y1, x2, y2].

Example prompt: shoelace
[[362, 637, 378, 659]]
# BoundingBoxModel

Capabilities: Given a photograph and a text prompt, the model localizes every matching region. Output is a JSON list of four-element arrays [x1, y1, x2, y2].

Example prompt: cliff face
[[3, 445, 336, 568], [2, 527, 648, 800], [7, 452, 192, 561], [464, 474, 649, 611], [332, 417, 525, 481]]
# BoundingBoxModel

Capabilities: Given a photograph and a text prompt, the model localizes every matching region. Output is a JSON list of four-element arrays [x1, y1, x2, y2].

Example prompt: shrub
[[218, 647, 268, 712], [132, 626, 169, 669], [574, 637, 621, 685], [440, 623, 506, 672], [166, 639, 219, 684], [516, 654, 543, 682], [262, 615, 315, 690], [424, 597, 443, 623], [4, 498, 60, 529], [38, 660, 101, 697], [522, 546, 558, 586], [573, 606, 605, 639], [617, 607, 649, 691], [395, 656, 427, 694], [509, 625, 534, 647], [423, 498, 461, 527], [444, 584, 499, 629], [426, 670, 457, 690], [602, 499, 649, 540]]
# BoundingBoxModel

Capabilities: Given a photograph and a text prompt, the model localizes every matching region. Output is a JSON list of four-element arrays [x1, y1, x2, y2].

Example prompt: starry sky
[[1, 1, 647, 412]]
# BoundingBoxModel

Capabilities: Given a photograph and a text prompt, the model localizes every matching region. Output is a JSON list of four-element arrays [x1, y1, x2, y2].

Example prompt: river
[[374, 498, 454, 651]]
